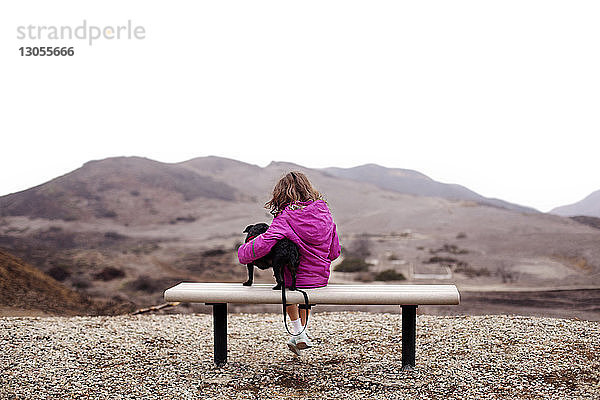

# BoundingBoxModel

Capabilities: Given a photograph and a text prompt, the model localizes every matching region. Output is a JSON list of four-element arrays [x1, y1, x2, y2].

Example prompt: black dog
[[242, 223, 300, 290]]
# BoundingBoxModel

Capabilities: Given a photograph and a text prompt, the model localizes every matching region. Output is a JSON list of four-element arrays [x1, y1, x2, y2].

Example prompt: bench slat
[[164, 283, 460, 305]]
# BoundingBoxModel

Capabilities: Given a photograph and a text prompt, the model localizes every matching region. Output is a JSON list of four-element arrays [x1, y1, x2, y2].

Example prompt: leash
[[244, 233, 311, 336], [281, 272, 311, 336]]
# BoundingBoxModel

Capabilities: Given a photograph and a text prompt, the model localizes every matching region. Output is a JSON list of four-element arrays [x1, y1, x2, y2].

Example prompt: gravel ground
[[1, 312, 599, 399]]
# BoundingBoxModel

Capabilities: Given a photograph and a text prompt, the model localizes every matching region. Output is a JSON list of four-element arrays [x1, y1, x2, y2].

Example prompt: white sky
[[1, 1, 599, 212]]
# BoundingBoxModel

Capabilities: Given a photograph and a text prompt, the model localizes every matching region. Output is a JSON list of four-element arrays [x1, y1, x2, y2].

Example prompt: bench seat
[[164, 282, 460, 371], [164, 283, 460, 305]]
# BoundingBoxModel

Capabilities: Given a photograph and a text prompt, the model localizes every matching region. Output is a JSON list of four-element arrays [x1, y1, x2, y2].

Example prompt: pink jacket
[[238, 200, 341, 288]]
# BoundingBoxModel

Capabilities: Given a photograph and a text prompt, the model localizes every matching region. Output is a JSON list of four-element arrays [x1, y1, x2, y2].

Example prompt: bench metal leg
[[401, 305, 417, 371], [209, 303, 227, 367]]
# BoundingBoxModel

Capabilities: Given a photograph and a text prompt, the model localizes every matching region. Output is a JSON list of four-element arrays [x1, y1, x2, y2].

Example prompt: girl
[[237, 171, 341, 355]]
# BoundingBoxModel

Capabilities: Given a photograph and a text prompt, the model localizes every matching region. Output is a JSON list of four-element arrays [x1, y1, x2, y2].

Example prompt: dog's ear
[[243, 225, 254, 233]]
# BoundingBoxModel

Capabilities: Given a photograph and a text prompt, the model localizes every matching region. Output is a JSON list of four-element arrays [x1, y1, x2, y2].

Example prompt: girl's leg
[[286, 304, 299, 321], [286, 304, 310, 326], [286, 304, 304, 335], [285, 304, 313, 354], [299, 307, 310, 326]]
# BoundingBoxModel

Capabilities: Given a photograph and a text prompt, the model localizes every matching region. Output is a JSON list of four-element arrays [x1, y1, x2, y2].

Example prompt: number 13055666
[[19, 47, 75, 56]]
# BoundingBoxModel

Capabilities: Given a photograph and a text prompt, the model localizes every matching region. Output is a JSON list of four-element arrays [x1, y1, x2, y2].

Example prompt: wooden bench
[[164, 282, 460, 370]]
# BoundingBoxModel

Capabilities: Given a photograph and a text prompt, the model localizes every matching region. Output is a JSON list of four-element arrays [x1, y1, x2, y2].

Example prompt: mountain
[[0, 156, 242, 224], [322, 164, 538, 213], [551, 189, 600, 218], [0, 156, 536, 224]]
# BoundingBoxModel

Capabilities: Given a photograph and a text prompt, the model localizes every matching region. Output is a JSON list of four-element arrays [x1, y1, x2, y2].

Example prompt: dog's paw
[[243, 281, 252, 286], [272, 284, 282, 290]]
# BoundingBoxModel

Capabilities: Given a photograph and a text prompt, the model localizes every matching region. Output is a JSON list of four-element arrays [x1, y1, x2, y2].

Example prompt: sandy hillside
[[0, 249, 129, 316]]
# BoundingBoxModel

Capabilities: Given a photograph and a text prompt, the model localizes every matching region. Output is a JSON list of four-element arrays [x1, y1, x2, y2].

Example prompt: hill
[[322, 164, 538, 213], [0, 156, 242, 224], [570, 215, 600, 230], [551, 189, 600, 218], [0, 249, 129, 316]]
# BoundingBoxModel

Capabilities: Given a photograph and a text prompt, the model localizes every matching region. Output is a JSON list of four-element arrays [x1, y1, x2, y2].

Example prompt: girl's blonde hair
[[265, 171, 323, 216]]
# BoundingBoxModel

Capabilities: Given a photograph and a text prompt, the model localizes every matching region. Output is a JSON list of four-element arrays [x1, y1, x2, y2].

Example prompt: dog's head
[[243, 223, 269, 243]]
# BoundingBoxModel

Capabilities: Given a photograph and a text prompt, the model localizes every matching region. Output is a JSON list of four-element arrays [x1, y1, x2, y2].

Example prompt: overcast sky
[[1, 1, 599, 212]]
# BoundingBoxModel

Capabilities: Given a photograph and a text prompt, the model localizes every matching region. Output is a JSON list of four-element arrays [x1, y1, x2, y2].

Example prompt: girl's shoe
[[287, 337, 301, 356], [294, 332, 313, 350]]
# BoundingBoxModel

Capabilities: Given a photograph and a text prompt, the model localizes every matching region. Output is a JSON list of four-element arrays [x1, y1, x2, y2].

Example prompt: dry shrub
[[456, 263, 491, 278], [48, 266, 70, 281], [127, 275, 160, 293], [104, 232, 127, 241], [430, 244, 469, 255], [552, 254, 594, 272], [347, 236, 372, 258], [202, 248, 226, 257], [374, 269, 406, 281], [334, 257, 371, 272], [72, 278, 91, 289], [425, 256, 459, 264], [93, 267, 125, 281]]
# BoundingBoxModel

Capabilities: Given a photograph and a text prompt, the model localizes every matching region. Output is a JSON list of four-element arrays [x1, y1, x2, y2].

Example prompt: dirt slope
[[0, 249, 131, 316]]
